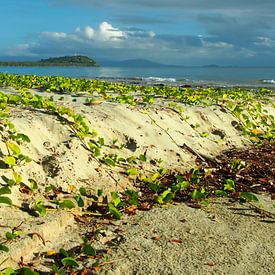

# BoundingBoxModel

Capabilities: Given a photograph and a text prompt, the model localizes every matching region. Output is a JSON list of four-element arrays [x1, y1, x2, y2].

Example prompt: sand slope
[[0, 88, 274, 273]]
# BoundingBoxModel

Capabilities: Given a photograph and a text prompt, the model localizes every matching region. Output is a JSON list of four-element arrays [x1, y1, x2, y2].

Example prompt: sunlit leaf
[[108, 203, 122, 219], [0, 187, 11, 195], [58, 199, 75, 209], [240, 192, 259, 202], [61, 257, 79, 267], [7, 142, 21, 155], [4, 156, 16, 166], [0, 244, 9, 252], [0, 196, 12, 205], [83, 244, 96, 256], [126, 168, 138, 176], [103, 156, 116, 167]]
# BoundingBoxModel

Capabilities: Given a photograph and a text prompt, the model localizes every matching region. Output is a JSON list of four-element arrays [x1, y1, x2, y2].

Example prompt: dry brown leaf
[[169, 239, 182, 244]]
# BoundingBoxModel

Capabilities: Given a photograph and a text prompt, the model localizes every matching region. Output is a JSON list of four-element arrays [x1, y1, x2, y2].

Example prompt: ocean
[[1, 65, 275, 88]]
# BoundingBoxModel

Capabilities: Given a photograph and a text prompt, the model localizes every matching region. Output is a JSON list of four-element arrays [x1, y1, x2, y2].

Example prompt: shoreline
[[1, 68, 275, 89]]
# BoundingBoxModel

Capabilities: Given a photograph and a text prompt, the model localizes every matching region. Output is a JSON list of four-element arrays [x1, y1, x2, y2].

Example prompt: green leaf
[[2, 267, 15, 275], [200, 200, 209, 206], [191, 189, 206, 200], [13, 268, 39, 275], [0, 186, 11, 195], [58, 199, 75, 209], [156, 190, 174, 204], [158, 167, 167, 175], [0, 196, 12, 205], [16, 133, 31, 143], [7, 142, 21, 155], [98, 137, 105, 147], [111, 192, 121, 207], [0, 243, 9, 252], [34, 199, 46, 217], [74, 195, 84, 207], [215, 190, 228, 197], [51, 264, 59, 273], [240, 192, 259, 202], [108, 203, 122, 219], [83, 244, 96, 256], [13, 171, 22, 184], [18, 154, 32, 163], [61, 257, 79, 267], [45, 185, 54, 193], [224, 179, 235, 192], [8, 179, 16, 187], [139, 154, 147, 162], [172, 180, 189, 192], [28, 178, 38, 191], [5, 230, 22, 240], [96, 188, 103, 197], [103, 156, 116, 167], [147, 182, 161, 193], [126, 168, 138, 176], [5, 232, 13, 240], [59, 248, 69, 257], [4, 156, 16, 166], [79, 186, 88, 196], [125, 189, 139, 205]]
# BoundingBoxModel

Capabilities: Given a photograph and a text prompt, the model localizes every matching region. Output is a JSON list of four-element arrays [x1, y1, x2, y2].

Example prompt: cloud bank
[[6, 0, 275, 65]]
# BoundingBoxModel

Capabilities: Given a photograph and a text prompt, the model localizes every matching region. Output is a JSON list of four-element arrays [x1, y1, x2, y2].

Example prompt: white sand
[[0, 88, 274, 273]]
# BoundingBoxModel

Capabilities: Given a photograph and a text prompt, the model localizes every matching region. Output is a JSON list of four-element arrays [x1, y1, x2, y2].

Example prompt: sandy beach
[[0, 79, 274, 274]]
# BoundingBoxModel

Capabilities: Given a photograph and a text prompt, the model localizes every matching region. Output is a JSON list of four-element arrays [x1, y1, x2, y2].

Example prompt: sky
[[1, 0, 275, 66]]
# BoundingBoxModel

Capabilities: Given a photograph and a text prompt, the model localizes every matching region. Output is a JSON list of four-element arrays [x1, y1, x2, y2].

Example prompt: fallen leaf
[[80, 269, 93, 275], [92, 266, 101, 272], [47, 249, 57, 256], [19, 183, 32, 195], [139, 202, 151, 210], [68, 184, 76, 192], [153, 235, 161, 241], [187, 202, 201, 209], [74, 215, 89, 223], [169, 239, 182, 244], [126, 205, 138, 215], [251, 129, 262, 135], [206, 260, 215, 266]]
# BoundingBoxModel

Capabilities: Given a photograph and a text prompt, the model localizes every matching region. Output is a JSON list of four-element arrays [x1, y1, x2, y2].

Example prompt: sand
[[0, 87, 274, 274]]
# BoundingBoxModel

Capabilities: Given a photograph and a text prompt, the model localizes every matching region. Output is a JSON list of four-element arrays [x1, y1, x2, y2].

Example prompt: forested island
[[0, 55, 99, 67]]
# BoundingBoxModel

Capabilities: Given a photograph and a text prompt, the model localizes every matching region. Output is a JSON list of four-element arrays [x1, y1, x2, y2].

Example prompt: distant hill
[[0, 55, 99, 67]]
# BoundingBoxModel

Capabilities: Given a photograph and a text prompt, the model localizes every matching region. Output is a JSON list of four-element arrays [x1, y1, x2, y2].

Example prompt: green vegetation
[[0, 55, 99, 67], [0, 73, 274, 273]]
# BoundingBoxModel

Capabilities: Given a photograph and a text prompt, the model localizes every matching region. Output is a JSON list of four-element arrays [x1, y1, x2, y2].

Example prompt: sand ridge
[[0, 86, 274, 274]]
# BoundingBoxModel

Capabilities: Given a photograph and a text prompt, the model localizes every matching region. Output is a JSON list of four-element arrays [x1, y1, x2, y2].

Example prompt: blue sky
[[1, 0, 275, 65]]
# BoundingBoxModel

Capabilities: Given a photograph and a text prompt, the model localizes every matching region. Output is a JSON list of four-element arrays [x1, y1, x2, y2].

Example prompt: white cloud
[[7, 43, 38, 56], [74, 22, 126, 42], [201, 39, 233, 49], [254, 36, 275, 48], [84, 26, 95, 39], [7, 20, 274, 65], [41, 32, 67, 39], [98, 21, 125, 41]]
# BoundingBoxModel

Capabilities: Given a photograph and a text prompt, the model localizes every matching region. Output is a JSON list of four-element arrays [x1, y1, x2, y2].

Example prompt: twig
[[247, 202, 275, 219]]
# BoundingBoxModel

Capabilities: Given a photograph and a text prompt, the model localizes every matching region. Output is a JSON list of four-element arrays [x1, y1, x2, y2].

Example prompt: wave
[[143, 76, 177, 83], [261, 79, 275, 84]]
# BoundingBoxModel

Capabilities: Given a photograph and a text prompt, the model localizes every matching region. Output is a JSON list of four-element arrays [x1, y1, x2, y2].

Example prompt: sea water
[[0, 65, 275, 88]]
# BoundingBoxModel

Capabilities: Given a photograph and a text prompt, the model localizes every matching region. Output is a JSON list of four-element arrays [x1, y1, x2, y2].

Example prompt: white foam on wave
[[144, 76, 177, 83], [261, 79, 275, 84]]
